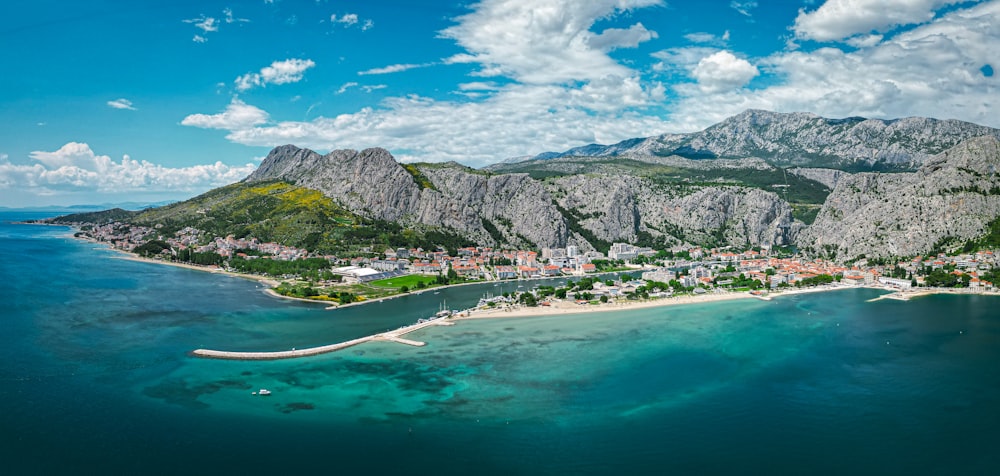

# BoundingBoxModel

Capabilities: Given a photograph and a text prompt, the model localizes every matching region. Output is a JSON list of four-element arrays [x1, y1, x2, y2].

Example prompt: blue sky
[[1, 0, 996, 206]]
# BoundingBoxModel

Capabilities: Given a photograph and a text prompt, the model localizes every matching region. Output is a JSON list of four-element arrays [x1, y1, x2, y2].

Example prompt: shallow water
[[2, 211, 999, 475]]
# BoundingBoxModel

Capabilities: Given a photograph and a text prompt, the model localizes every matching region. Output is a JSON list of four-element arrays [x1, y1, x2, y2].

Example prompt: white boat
[[258, 389, 272, 396]]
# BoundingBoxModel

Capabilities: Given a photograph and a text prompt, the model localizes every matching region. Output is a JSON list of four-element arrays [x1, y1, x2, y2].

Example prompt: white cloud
[[665, 1, 1000, 132], [336, 82, 359, 94], [193, 34, 207, 43], [0, 143, 255, 195], [223, 8, 249, 24], [235, 58, 316, 91], [107, 98, 137, 110], [183, 15, 218, 33], [180, 0, 671, 166], [691, 50, 759, 92], [361, 85, 388, 93], [331, 12, 372, 30], [458, 82, 503, 91], [358, 63, 431, 75], [683, 30, 731, 46], [181, 98, 270, 129], [439, 0, 663, 85], [793, 0, 964, 42], [333, 13, 358, 26], [730, 1, 758, 17]]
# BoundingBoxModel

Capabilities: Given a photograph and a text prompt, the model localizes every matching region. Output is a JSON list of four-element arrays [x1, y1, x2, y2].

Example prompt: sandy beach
[[458, 290, 764, 320]]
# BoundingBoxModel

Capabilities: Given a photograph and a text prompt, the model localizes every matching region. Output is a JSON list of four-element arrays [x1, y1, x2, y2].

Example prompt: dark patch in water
[[143, 378, 251, 410], [278, 402, 315, 413]]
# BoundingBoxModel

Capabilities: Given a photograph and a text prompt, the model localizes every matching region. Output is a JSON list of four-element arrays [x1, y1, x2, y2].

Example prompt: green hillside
[[131, 180, 361, 253]]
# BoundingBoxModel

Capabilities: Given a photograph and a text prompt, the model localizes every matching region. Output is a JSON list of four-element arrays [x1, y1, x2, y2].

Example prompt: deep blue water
[[2, 210, 999, 475]]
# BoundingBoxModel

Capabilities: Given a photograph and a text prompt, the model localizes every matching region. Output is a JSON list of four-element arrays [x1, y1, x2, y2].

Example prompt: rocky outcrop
[[798, 136, 1000, 259]]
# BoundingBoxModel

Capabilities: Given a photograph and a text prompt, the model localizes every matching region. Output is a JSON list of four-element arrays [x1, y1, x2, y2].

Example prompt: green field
[[369, 274, 440, 289]]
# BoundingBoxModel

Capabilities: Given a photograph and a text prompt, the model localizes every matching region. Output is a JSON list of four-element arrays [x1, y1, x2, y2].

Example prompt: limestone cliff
[[798, 136, 1000, 259]]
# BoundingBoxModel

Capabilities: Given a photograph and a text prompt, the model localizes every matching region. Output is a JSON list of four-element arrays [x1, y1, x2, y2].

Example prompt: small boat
[[258, 389, 272, 396]]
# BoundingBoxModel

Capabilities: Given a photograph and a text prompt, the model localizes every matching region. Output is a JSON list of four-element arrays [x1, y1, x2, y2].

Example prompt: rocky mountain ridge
[[519, 109, 1000, 171], [247, 145, 800, 252]]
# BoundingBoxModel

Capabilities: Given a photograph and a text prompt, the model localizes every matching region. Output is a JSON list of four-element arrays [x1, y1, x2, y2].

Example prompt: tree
[[599, 295, 609, 303], [400, 285, 409, 293]]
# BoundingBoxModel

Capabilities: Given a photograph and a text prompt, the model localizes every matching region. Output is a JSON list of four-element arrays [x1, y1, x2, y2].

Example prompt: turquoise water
[[3, 211, 999, 474]]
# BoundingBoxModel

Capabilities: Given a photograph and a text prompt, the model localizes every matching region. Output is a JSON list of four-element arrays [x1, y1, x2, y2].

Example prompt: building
[[608, 243, 639, 261], [642, 269, 676, 283], [332, 266, 384, 284]]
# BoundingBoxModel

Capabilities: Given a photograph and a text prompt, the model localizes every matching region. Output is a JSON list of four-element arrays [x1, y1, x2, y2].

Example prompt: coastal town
[[76, 221, 998, 307]]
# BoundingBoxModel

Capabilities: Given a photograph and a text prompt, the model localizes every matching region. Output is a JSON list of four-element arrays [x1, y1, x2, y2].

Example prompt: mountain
[[798, 135, 1000, 260], [49, 110, 1000, 260], [244, 145, 801, 252], [503, 109, 1000, 172]]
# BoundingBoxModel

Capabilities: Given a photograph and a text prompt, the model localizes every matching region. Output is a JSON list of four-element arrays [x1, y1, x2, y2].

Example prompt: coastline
[[457, 291, 758, 320]]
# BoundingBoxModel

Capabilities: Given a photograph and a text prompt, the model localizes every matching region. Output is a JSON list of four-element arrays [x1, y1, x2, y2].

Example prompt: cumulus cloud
[[793, 0, 964, 43], [691, 50, 759, 93], [0, 143, 256, 195], [181, 98, 269, 129], [665, 1, 1000, 132], [107, 98, 137, 110], [181, 82, 668, 167], [439, 0, 663, 84], [235, 58, 316, 91], [181, 0, 670, 166]]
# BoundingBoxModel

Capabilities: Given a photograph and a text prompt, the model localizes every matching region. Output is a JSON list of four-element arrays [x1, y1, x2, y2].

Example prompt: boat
[[433, 300, 452, 319], [258, 389, 271, 396]]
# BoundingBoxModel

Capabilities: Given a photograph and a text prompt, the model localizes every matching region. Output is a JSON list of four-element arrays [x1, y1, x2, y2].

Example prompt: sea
[[2, 210, 999, 475]]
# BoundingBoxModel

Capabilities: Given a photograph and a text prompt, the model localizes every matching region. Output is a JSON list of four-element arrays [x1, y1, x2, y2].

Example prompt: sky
[[0, 0, 997, 207]]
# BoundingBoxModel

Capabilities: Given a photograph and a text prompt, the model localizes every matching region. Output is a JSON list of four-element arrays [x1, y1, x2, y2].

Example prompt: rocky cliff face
[[247, 144, 801, 251], [530, 109, 1000, 171], [248, 146, 570, 249], [798, 136, 1000, 259]]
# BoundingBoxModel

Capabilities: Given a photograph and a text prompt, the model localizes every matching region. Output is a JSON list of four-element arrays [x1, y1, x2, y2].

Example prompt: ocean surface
[[2, 210, 999, 475]]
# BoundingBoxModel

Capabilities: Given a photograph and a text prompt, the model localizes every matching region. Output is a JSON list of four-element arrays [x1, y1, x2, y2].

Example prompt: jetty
[[191, 317, 453, 361]]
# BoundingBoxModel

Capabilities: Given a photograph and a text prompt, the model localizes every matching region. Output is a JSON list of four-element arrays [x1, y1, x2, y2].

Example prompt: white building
[[608, 243, 639, 261]]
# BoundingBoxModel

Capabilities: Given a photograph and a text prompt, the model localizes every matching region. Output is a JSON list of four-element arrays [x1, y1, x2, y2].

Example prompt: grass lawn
[[369, 274, 440, 289]]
